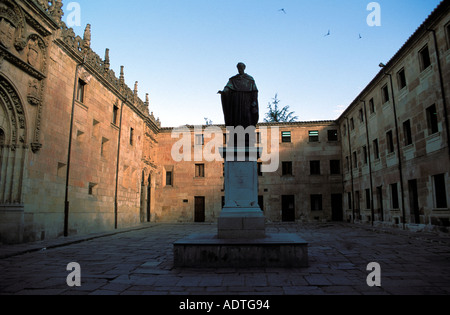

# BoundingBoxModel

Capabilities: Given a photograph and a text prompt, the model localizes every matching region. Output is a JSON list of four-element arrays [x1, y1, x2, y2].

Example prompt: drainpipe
[[114, 95, 127, 230], [428, 28, 450, 157], [345, 117, 355, 223], [64, 57, 85, 237], [361, 100, 375, 226], [380, 67, 407, 230]]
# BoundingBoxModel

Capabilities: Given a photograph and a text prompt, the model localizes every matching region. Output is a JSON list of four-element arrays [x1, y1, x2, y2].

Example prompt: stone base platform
[[173, 233, 309, 268]]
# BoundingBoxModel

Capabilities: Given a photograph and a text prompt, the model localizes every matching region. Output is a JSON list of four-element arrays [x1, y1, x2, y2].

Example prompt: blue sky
[[65, 0, 442, 127]]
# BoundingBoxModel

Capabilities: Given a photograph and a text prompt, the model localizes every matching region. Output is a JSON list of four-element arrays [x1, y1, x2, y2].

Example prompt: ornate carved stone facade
[[0, 0, 160, 244]]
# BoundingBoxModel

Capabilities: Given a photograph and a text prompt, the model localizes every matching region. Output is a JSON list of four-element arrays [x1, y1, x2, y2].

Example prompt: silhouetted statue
[[218, 63, 259, 129]]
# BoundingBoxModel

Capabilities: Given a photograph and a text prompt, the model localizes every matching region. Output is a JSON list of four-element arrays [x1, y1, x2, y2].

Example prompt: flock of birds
[[278, 8, 363, 40]]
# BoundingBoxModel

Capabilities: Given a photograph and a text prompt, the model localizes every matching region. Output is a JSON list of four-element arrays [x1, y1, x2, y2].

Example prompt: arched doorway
[[0, 75, 27, 205]]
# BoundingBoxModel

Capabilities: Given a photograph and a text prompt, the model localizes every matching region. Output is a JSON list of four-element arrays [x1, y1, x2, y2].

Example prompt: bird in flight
[[359, 33, 362, 39], [324, 30, 331, 37], [279, 8, 287, 14]]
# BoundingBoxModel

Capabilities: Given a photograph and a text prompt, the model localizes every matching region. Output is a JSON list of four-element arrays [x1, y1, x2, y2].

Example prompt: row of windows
[[193, 130, 340, 146], [77, 80, 136, 147], [347, 174, 448, 211], [278, 160, 341, 176], [165, 160, 342, 185], [344, 44, 434, 135], [345, 104, 440, 169]]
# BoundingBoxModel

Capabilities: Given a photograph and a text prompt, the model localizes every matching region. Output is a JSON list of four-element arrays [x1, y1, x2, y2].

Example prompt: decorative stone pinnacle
[[104, 48, 110, 71], [119, 66, 125, 86], [83, 24, 91, 49]]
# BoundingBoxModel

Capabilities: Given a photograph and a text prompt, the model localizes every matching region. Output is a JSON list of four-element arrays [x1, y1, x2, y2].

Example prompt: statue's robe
[[221, 74, 259, 128]]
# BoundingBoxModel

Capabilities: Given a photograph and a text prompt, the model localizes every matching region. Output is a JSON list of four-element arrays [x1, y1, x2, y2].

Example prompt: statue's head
[[237, 62, 246, 75]]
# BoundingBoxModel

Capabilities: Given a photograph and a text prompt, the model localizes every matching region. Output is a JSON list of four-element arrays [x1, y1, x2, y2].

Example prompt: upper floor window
[[386, 130, 394, 153], [195, 164, 205, 178], [166, 171, 173, 186], [419, 45, 431, 71], [76, 79, 86, 103], [359, 109, 364, 123], [130, 128, 134, 146], [112, 105, 119, 125], [381, 84, 390, 104], [403, 120, 413, 146], [369, 98, 375, 114], [281, 131, 291, 143], [328, 130, 338, 142], [309, 131, 319, 142], [282, 161, 293, 176], [195, 134, 204, 146], [426, 104, 439, 135], [310, 161, 321, 175], [397, 68, 407, 90]]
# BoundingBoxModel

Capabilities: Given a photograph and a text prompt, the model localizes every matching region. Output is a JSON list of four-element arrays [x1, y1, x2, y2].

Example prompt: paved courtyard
[[0, 222, 450, 296]]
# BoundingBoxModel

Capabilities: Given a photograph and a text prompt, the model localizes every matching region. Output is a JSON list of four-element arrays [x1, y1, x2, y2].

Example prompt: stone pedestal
[[218, 147, 265, 239], [173, 146, 309, 268]]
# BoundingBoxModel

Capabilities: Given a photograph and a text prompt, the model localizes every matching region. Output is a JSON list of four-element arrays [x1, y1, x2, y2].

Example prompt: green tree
[[264, 94, 298, 123]]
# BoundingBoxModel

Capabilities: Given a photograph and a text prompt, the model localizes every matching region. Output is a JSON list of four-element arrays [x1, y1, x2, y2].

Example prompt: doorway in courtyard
[[331, 194, 343, 221], [195, 196, 206, 223], [282, 195, 296, 222]]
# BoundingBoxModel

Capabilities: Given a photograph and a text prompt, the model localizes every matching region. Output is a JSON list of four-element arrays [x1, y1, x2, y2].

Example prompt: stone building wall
[[1, 0, 449, 244], [339, 1, 450, 229], [0, 0, 160, 244], [154, 122, 343, 224]]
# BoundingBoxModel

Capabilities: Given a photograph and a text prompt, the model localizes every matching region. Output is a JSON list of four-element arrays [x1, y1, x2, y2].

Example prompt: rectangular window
[[359, 109, 364, 123], [446, 23, 450, 49], [426, 104, 439, 135], [369, 98, 375, 114], [310, 161, 321, 175], [419, 45, 431, 71], [256, 132, 261, 144], [350, 118, 355, 130], [88, 183, 97, 195], [382, 84, 390, 104], [347, 192, 352, 210], [281, 131, 291, 143], [373, 139, 380, 159], [282, 161, 293, 176], [328, 130, 338, 142], [363, 146, 368, 164], [195, 164, 205, 178], [355, 191, 360, 210], [391, 183, 399, 209], [403, 120, 413, 146], [353, 151, 358, 168], [311, 195, 323, 211], [346, 156, 350, 171], [166, 171, 173, 186], [309, 131, 319, 142], [195, 134, 204, 146], [330, 160, 341, 175], [130, 128, 134, 146], [76, 79, 86, 103], [101, 137, 109, 157], [386, 131, 394, 153], [365, 189, 371, 209], [113, 105, 119, 125], [397, 68, 407, 90], [434, 174, 448, 208]]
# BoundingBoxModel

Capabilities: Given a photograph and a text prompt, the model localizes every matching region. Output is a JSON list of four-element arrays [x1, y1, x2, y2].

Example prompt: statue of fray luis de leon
[[218, 63, 259, 129]]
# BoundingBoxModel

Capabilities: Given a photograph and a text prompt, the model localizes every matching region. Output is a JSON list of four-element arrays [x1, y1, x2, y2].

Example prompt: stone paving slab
[[0, 222, 449, 296]]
